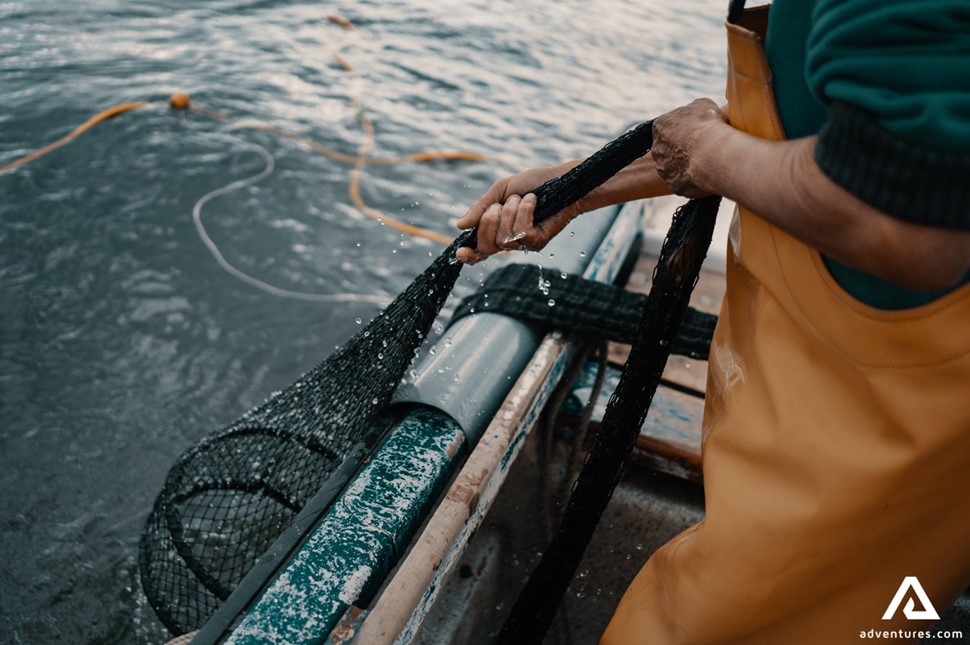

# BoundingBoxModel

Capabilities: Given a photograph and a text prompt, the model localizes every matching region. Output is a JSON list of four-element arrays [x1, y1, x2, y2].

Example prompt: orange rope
[[1, 30, 501, 244], [0, 102, 148, 174], [327, 14, 355, 31], [332, 51, 356, 73], [347, 109, 455, 244]]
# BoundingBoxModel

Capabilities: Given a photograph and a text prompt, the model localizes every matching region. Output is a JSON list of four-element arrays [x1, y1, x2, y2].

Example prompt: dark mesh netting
[[451, 263, 718, 360], [498, 194, 720, 643], [139, 121, 657, 635]]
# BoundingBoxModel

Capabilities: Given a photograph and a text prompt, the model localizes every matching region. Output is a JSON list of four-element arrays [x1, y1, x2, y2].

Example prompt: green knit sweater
[[764, 0, 970, 309]]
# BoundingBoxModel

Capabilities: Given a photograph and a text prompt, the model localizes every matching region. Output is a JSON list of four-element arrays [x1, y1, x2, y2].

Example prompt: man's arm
[[456, 100, 969, 287], [655, 99, 970, 292]]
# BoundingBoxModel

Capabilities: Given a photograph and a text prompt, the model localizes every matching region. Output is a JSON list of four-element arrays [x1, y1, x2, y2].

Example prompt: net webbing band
[[450, 263, 717, 360]]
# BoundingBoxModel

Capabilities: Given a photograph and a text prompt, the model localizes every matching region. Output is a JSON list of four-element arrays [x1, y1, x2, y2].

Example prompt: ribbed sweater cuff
[[815, 101, 970, 230]]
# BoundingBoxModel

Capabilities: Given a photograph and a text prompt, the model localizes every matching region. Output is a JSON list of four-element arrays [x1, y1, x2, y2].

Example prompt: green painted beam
[[224, 407, 466, 645]]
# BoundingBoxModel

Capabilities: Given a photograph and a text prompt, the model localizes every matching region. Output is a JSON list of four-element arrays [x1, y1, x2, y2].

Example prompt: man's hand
[[651, 98, 731, 198], [454, 162, 584, 264]]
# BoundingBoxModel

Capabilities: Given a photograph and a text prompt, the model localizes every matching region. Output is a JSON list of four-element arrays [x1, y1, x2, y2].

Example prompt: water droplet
[[548, 299, 556, 307], [371, 397, 379, 405], [569, 231, 575, 237], [355, 318, 362, 324], [579, 250, 586, 257], [560, 272, 567, 279]]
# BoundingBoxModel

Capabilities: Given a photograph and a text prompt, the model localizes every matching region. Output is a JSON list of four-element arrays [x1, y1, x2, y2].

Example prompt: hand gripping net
[[139, 121, 657, 635]]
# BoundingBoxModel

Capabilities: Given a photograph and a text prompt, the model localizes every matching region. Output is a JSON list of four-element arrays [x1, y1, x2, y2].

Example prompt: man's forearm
[[696, 128, 970, 291], [581, 154, 673, 212]]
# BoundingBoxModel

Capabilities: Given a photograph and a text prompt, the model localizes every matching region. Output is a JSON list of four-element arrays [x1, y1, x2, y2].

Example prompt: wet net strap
[[463, 121, 656, 250], [450, 263, 717, 360], [497, 195, 720, 644]]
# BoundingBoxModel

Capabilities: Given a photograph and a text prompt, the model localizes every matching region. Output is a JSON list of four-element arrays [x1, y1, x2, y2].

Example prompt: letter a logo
[[882, 576, 940, 620]]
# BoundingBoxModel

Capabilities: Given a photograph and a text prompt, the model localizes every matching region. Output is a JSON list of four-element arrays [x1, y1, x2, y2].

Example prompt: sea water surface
[[0, 1, 725, 642]]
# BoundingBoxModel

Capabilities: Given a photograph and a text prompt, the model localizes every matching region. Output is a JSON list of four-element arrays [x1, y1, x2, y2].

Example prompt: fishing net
[[451, 263, 717, 360], [139, 121, 657, 635], [498, 194, 720, 643]]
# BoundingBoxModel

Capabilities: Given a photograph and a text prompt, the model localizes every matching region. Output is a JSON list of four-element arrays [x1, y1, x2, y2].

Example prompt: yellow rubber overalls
[[602, 4, 970, 643]]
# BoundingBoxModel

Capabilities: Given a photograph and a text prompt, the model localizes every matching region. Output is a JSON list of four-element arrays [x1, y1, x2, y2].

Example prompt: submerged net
[[498, 194, 720, 643], [140, 121, 657, 635]]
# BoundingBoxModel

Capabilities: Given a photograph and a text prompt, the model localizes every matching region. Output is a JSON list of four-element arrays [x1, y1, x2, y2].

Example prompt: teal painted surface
[[225, 408, 465, 645]]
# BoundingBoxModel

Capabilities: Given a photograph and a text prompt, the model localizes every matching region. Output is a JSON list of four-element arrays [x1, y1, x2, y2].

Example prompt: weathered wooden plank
[[562, 363, 704, 480], [607, 238, 725, 395]]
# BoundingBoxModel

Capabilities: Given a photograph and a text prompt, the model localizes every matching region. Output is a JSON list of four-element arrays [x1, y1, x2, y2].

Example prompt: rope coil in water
[[1, 18, 504, 296], [0, 91, 489, 244]]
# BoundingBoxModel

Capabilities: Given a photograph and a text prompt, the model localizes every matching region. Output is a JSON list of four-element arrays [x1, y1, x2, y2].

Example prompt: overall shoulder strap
[[728, 0, 747, 24]]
